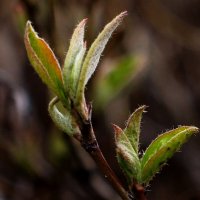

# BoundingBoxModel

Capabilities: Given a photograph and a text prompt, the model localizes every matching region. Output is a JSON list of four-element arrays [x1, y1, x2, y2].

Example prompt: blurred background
[[1, 0, 200, 199]]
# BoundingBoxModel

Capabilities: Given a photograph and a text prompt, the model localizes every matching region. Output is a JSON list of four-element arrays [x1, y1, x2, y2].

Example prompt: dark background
[[0, 0, 200, 199]]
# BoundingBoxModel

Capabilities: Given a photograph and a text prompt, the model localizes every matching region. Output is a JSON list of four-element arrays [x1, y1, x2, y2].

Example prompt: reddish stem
[[73, 105, 147, 200], [78, 119, 130, 200], [132, 183, 147, 200]]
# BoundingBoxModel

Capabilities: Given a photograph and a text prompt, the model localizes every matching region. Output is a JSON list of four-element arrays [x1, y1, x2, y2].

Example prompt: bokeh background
[[1, 0, 200, 199]]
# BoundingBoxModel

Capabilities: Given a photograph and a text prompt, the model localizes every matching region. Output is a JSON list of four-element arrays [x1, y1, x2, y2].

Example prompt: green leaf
[[76, 11, 127, 120], [140, 126, 198, 184], [80, 12, 127, 86], [48, 97, 80, 136], [124, 105, 146, 154], [70, 43, 86, 100], [113, 124, 141, 184], [63, 19, 87, 99], [24, 21, 66, 103]]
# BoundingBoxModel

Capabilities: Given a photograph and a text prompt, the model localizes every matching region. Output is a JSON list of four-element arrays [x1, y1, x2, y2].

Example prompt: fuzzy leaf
[[80, 11, 127, 86], [124, 106, 146, 154], [140, 126, 198, 184], [63, 19, 87, 97], [24, 21, 66, 102], [76, 11, 127, 120], [70, 43, 86, 99], [48, 97, 80, 136], [113, 124, 141, 184]]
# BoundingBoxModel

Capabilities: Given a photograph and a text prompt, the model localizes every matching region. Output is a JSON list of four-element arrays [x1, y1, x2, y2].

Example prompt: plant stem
[[78, 116, 130, 200], [73, 105, 147, 200], [132, 183, 147, 200]]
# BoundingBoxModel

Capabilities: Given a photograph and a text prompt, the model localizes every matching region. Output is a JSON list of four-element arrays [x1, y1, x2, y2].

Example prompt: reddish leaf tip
[[113, 11, 128, 24], [77, 18, 88, 28], [112, 124, 123, 137]]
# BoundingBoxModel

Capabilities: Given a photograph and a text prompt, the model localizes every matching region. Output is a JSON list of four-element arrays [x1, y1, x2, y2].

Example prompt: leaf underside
[[48, 97, 80, 136], [63, 19, 87, 100], [113, 124, 141, 184]]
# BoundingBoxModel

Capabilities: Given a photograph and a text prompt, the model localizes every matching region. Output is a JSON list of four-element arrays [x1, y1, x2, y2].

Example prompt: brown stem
[[132, 183, 147, 200], [77, 116, 130, 200], [72, 104, 148, 200]]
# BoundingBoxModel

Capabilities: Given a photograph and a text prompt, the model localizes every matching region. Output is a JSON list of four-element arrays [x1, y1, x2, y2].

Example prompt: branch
[[75, 106, 130, 200], [132, 183, 147, 200]]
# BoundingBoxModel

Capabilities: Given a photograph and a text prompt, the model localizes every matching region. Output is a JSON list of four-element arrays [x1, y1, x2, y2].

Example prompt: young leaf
[[24, 21, 66, 102], [63, 19, 87, 97], [69, 43, 86, 100], [113, 124, 141, 184], [124, 106, 146, 154], [48, 97, 80, 136], [80, 11, 127, 87], [76, 11, 127, 120], [140, 126, 198, 184]]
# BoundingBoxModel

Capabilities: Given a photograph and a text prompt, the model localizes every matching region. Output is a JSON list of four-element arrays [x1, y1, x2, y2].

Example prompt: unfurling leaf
[[24, 21, 66, 103], [124, 105, 146, 154], [140, 126, 198, 184], [70, 43, 86, 99], [76, 11, 127, 120], [48, 97, 80, 136], [80, 12, 127, 86], [63, 19, 87, 99], [113, 124, 141, 184]]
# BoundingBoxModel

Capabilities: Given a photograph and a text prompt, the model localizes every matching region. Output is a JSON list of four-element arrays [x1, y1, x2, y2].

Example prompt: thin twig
[[72, 103, 148, 200], [74, 106, 130, 200], [81, 124, 130, 199], [132, 183, 147, 200]]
